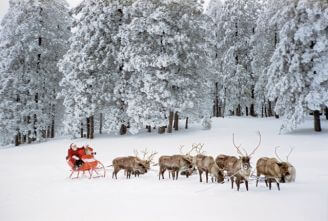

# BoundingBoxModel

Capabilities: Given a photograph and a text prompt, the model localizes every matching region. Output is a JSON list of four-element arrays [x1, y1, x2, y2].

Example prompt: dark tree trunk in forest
[[246, 107, 249, 116], [174, 112, 179, 131], [261, 105, 264, 118], [250, 89, 255, 116], [236, 105, 241, 116], [146, 125, 151, 133], [275, 114, 279, 119], [265, 106, 268, 117], [99, 113, 103, 134], [314, 110, 321, 132], [120, 124, 127, 135], [86, 117, 90, 139], [51, 117, 55, 138], [168, 111, 174, 133], [185, 117, 189, 129], [90, 115, 94, 139], [268, 101, 273, 117], [213, 82, 219, 117], [158, 126, 166, 134], [80, 122, 84, 138], [15, 131, 21, 146], [325, 107, 328, 120]]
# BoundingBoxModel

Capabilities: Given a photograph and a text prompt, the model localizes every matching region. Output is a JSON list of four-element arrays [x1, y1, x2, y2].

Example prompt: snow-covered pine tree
[[217, 0, 260, 117], [267, 0, 328, 132], [250, 0, 290, 118], [0, 0, 71, 146], [119, 0, 214, 134], [59, 0, 133, 138], [206, 0, 224, 118]]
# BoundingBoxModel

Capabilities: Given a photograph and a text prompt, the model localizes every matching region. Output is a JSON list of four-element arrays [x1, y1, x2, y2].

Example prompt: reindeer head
[[275, 147, 294, 182], [232, 132, 262, 172], [134, 148, 158, 170]]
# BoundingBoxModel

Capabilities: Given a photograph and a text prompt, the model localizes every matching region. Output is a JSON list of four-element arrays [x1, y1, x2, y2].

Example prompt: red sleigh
[[67, 155, 106, 179]]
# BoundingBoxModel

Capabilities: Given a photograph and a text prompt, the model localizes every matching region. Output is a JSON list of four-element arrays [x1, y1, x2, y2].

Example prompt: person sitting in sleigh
[[66, 143, 84, 170]]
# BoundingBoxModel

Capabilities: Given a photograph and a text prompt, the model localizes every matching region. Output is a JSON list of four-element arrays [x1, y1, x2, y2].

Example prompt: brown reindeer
[[112, 156, 147, 179], [132, 149, 158, 176], [274, 147, 296, 183], [158, 155, 193, 180], [194, 154, 224, 183], [256, 157, 290, 190], [216, 132, 262, 191]]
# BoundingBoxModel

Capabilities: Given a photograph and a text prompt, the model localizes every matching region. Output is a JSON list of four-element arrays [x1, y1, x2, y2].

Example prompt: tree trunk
[[99, 113, 103, 134], [250, 104, 255, 117], [325, 107, 328, 120], [314, 110, 321, 132], [168, 111, 174, 133], [174, 112, 179, 131], [51, 118, 55, 138], [246, 106, 249, 116], [80, 122, 84, 138], [120, 124, 127, 135], [158, 126, 165, 134], [15, 131, 21, 146], [90, 115, 94, 139], [236, 105, 241, 116], [185, 117, 189, 129], [146, 125, 151, 133], [261, 105, 264, 118], [86, 117, 90, 139], [268, 101, 273, 117], [264, 105, 268, 117]]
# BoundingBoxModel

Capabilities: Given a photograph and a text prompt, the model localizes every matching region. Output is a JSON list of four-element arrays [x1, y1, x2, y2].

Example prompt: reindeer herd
[[110, 132, 296, 191]]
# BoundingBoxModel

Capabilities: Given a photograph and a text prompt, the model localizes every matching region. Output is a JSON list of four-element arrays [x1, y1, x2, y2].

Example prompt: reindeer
[[216, 132, 262, 191], [158, 152, 194, 180], [132, 149, 158, 176], [112, 156, 147, 179], [255, 156, 290, 190], [274, 147, 296, 183]]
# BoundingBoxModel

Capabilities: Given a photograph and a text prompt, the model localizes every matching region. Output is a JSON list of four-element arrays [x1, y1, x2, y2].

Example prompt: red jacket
[[66, 148, 80, 165]]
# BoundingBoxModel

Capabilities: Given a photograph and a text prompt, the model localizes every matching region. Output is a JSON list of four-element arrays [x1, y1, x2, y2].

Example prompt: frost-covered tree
[[0, 0, 71, 145], [267, 0, 328, 132], [206, 0, 224, 117], [59, 0, 132, 138], [217, 0, 260, 116], [251, 0, 289, 118], [119, 0, 214, 134]]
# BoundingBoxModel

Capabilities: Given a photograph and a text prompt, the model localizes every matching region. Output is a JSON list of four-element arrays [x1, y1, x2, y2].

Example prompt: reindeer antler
[[178, 145, 185, 154], [274, 146, 283, 162], [248, 131, 261, 156], [286, 147, 294, 162], [189, 143, 203, 155], [133, 149, 139, 157], [147, 150, 158, 163], [140, 148, 149, 160], [232, 133, 245, 156], [193, 143, 206, 155]]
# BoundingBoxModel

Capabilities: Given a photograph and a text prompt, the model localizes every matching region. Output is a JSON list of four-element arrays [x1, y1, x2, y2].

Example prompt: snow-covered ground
[[0, 117, 327, 221]]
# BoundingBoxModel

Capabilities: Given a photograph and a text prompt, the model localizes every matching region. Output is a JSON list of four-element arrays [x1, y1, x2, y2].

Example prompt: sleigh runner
[[67, 156, 106, 179]]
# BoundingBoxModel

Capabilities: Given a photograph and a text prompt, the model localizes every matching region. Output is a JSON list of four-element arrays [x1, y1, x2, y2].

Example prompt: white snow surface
[[0, 117, 327, 221]]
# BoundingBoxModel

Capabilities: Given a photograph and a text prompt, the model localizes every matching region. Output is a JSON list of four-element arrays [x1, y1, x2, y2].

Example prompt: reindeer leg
[[205, 171, 209, 183], [256, 173, 260, 187], [236, 179, 240, 191], [231, 176, 234, 189], [199, 170, 203, 182], [245, 180, 249, 191], [269, 179, 272, 190], [176, 170, 179, 180]]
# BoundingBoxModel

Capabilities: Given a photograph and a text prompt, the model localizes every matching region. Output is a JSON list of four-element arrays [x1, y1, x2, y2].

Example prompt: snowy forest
[[0, 0, 327, 147]]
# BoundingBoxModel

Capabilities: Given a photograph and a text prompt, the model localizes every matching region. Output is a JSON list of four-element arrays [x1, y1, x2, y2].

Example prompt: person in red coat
[[66, 143, 84, 170]]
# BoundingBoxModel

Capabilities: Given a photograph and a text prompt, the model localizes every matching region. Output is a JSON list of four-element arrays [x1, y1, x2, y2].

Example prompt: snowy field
[[0, 117, 327, 221]]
